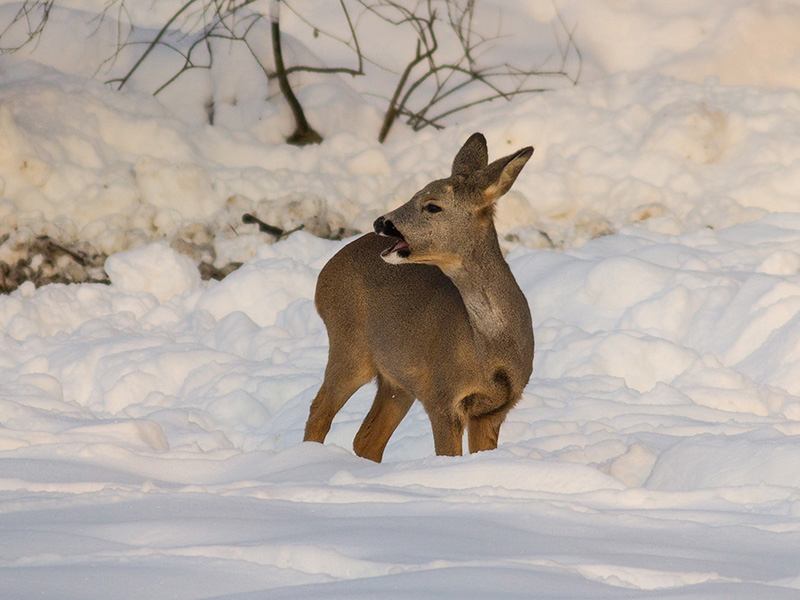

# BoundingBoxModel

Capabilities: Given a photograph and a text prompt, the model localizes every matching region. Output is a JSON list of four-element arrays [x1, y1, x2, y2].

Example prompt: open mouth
[[380, 236, 411, 259]]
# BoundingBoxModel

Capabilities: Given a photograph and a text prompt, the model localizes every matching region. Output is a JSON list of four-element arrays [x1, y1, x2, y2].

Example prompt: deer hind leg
[[467, 412, 504, 453], [427, 405, 465, 457], [353, 374, 414, 463], [467, 400, 516, 454], [304, 348, 375, 444]]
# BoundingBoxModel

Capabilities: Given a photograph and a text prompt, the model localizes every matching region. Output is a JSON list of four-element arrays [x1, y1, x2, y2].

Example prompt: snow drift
[[1, 0, 800, 598]]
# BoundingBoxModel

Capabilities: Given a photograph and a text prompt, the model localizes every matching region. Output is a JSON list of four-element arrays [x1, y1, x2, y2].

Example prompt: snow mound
[[647, 435, 800, 491], [3, 0, 800, 597], [105, 243, 201, 301]]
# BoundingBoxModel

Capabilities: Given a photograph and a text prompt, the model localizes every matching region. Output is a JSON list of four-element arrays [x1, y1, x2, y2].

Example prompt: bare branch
[[1, 0, 582, 146], [270, 0, 322, 145], [364, 0, 581, 142], [280, 0, 365, 77], [0, 0, 55, 54], [415, 87, 551, 130], [112, 0, 201, 90]]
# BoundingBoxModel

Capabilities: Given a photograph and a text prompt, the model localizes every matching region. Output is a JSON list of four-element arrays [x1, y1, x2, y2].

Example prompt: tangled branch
[[360, 0, 581, 142], [0, 0, 54, 54], [0, 0, 582, 145]]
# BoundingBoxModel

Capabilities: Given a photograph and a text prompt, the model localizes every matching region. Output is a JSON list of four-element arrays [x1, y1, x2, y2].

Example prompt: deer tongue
[[381, 239, 409, 257]]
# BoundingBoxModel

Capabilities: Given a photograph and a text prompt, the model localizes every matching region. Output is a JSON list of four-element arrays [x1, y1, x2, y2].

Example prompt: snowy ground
[[2, 0, 800, 598]]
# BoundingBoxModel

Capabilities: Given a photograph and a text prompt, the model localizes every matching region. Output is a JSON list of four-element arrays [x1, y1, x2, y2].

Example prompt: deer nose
[[374, 216, 402, 238]]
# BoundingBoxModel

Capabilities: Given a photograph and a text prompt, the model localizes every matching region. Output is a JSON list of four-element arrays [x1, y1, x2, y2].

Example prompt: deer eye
[[424, 203, 442, 214]]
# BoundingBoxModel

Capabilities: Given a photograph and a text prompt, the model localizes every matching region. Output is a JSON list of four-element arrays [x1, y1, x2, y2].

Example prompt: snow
[[104, 243, 201, 300], [2, 0, 800, 597]]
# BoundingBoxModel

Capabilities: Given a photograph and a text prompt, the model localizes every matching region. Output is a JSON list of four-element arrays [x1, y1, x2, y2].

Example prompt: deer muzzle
[[374, 216, 410, 261]]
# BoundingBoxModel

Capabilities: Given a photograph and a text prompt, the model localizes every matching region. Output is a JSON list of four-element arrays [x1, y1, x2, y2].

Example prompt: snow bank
[[2, 0, 800, 275], [3, 218, 800, 596], [2, 0, 800, 597], [105, 243, 201, 301]]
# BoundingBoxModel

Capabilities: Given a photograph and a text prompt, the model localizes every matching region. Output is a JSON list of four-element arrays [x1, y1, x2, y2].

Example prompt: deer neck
[[441, 230, 523, 340]]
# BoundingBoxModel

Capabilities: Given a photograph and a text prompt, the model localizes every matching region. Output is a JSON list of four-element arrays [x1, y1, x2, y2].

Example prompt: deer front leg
[[353, 375, 415, 463], [304, 351, 374, 444]]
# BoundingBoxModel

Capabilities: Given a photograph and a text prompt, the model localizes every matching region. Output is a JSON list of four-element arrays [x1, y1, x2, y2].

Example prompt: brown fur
[[303, 133, 535, 461]]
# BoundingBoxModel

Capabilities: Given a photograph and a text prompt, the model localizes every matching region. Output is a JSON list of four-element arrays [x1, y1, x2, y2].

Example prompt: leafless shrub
[[356, 0, 581, 142], [1, 0, 580, 143]]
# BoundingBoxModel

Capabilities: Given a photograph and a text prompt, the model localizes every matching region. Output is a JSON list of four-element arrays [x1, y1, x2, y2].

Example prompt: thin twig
[[112, 0, 201, 90]]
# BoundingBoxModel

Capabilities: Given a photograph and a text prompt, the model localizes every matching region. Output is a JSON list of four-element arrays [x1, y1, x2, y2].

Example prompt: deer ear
[[478, 146, 534, 205], [451, 132, 489, 176]]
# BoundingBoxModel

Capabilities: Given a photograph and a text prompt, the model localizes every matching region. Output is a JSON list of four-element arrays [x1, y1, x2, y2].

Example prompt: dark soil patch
[[0, 235, 241, 294]]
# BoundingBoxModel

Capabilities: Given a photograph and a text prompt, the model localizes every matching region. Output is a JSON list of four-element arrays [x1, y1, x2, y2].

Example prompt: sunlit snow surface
[[3, 225, 800, 598], [2, 0, 800, 597]]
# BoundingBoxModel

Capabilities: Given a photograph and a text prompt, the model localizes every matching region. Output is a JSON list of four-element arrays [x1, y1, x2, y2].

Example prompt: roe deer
[[304, 133, 534, 461]]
